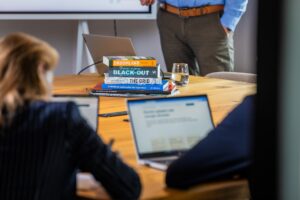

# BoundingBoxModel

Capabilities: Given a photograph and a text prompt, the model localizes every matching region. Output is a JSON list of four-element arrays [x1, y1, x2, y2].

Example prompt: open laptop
[[83, 34, 136, 75], [127, 94, 215, 171], [52, 95, 99, 132]]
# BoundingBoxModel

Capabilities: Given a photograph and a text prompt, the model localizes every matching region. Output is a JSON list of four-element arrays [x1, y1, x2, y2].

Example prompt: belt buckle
[[179, 7, 189, 18], [200, 7, 208, 15]]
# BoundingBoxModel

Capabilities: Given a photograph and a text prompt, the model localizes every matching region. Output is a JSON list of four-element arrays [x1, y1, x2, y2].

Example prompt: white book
[[104, 75, 163, 84]]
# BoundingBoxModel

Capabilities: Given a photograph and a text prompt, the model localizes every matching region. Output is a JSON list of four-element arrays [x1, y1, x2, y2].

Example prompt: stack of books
[[89, 56, 178, 97]]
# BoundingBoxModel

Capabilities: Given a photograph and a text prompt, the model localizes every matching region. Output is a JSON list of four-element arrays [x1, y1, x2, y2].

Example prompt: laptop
[[127, 94, 215, 171], [83, 34, 136, 75], [52, 95, 99, 132]]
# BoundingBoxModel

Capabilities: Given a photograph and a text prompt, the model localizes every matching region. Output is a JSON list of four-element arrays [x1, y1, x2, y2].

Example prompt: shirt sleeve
[[65, 102, 141, 199], [165, 95, 255, 189], [220, 0, 248, 31]]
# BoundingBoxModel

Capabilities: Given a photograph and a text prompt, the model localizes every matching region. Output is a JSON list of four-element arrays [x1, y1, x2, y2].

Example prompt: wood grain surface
[[53, 73, 256, 200]]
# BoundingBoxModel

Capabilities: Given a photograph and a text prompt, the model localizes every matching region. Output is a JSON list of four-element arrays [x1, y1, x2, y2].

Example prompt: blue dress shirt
[[160, 0, 248, 31]]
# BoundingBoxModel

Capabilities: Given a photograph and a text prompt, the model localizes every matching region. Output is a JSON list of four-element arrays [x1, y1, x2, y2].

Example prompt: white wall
[[0, 0, 257, 75]]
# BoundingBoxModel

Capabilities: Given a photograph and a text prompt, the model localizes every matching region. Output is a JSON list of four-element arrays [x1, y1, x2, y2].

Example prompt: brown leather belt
[[160, 3, 224, 17]]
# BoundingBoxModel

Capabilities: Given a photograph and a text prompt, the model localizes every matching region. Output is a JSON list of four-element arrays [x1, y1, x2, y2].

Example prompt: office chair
[[205, 72, 257, 83]]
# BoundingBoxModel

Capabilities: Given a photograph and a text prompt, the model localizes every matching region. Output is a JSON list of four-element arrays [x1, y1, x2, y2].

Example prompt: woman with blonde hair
[[0, 33, 141, 200]]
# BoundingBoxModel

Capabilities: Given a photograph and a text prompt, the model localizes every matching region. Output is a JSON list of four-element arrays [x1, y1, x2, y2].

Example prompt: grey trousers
[[157, 9, 234, 76]]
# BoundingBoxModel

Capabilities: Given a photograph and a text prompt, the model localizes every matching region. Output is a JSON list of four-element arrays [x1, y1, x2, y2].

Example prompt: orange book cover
[[103, 56, 157, 67]]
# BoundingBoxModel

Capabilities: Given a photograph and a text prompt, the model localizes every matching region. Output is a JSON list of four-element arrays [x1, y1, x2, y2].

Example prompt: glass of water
[[171, 63, 189, 86]]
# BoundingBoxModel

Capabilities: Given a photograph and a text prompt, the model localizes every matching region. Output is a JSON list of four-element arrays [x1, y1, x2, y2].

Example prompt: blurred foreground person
[[0, 33, 141, 200], [166, 95, 254, 188]]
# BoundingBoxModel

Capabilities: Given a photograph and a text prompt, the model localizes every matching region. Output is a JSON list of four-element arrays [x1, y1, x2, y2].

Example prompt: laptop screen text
[[128, 95, 214, 157]]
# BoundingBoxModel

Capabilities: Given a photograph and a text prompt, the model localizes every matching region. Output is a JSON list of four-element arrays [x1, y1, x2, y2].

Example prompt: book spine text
[[104, 77, 162, 84], [102, 83, 165, 91], [108, 67, 160, 78], [103, 56, 157, 67]]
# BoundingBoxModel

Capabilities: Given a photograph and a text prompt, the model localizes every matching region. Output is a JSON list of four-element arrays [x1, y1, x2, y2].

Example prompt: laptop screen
[[83, 34, 136, 75], [52, 95, 99, 132], [127, 95, 214, 158]]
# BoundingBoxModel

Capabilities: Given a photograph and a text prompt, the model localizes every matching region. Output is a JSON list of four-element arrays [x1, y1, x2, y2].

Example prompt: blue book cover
[[102, 80, 168, 91]]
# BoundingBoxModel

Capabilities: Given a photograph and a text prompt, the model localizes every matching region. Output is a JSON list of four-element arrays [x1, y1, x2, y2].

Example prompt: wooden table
[[53, 73, 256, 200]]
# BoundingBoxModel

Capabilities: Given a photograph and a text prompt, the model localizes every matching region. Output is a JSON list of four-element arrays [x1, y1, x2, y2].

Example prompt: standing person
[[0, 33, 141, 200], [140, 0, 248, 76]]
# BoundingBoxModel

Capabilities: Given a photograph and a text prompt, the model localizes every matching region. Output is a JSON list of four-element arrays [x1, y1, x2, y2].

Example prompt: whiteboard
[[0, 0, 157, 20]]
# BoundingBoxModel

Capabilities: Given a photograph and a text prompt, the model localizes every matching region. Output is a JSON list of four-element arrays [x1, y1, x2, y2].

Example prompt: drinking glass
[[171, 63, 189, 86]]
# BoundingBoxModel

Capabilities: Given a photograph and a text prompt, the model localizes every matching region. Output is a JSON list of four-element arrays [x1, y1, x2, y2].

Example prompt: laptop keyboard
[[154, 159, 174, 166]]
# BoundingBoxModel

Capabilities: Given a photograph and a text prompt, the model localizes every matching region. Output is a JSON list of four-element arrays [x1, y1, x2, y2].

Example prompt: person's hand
[[140, 0, 155, 6]]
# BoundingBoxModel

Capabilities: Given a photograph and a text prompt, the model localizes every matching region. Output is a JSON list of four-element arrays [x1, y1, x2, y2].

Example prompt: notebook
[[127, 94, 215, 171], [52, 95, 99, 132], [83, 34, 136, 75]]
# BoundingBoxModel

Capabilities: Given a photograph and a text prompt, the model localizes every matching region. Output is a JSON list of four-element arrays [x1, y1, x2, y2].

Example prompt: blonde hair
[[0, 32, 59, 126]]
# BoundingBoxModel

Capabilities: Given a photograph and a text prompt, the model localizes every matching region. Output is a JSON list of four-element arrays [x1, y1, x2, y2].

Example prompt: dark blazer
[[0, 101, 141, 200], [166, 95, 255, 189]]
